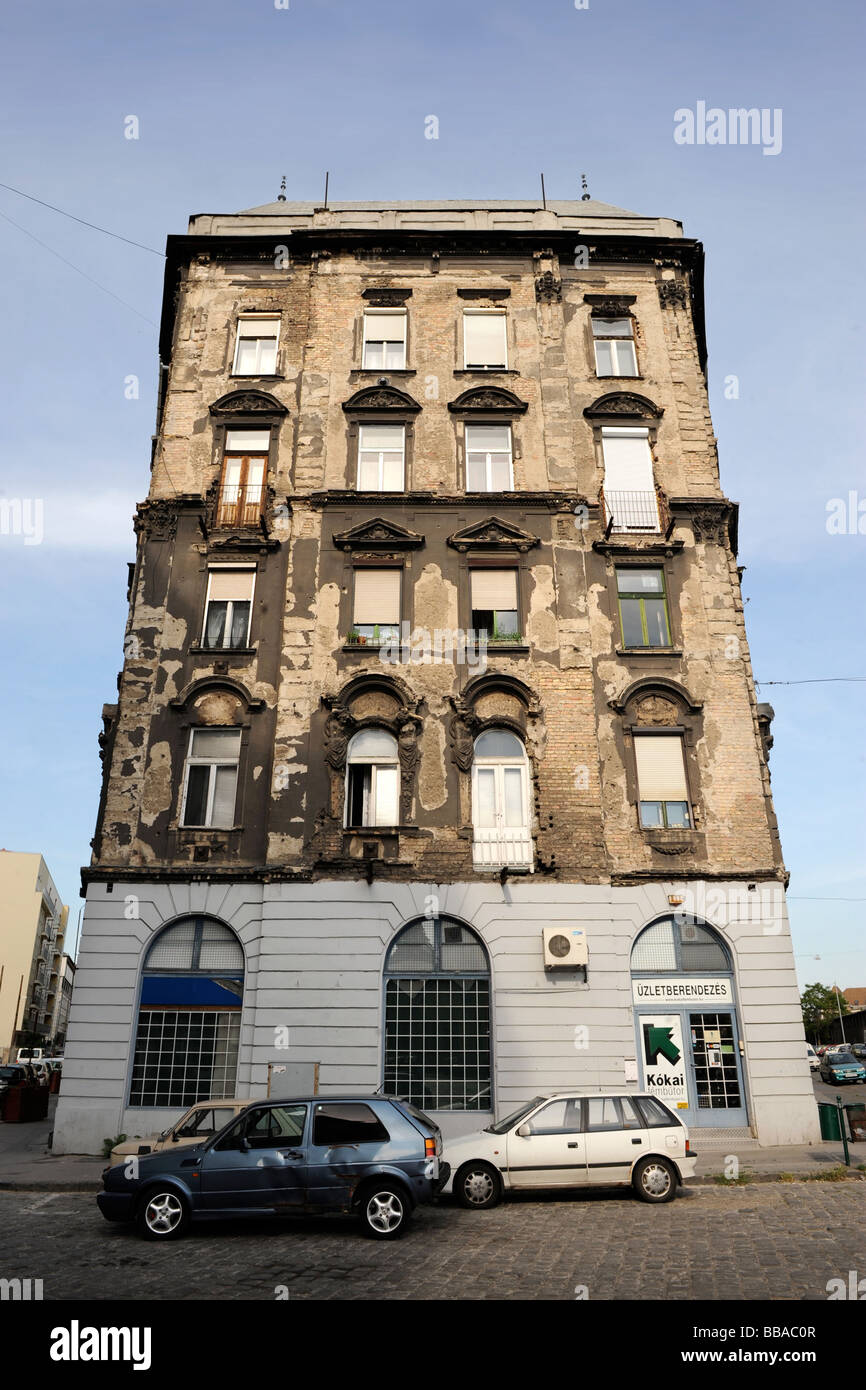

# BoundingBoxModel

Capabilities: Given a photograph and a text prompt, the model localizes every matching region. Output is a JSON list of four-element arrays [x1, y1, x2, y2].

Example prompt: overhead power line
[[0, 180, 164, 256], [757, 678, 866, 686]]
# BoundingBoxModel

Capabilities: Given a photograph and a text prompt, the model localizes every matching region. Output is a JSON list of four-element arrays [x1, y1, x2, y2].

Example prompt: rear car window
[[313, 1103, 390, 1146], [399, 1100, 437, 1132], [635, 1096, 681, 1128]]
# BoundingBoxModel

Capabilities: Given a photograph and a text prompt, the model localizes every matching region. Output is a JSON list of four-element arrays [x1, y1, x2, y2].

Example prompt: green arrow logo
[[644, 1024, 681, 1066]]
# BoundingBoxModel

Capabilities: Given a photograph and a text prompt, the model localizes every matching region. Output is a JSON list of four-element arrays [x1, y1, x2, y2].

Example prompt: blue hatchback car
[[98, 1096, 447, 1240]]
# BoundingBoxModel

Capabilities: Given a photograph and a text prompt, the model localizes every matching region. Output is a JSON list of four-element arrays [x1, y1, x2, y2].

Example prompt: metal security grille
[[690, 1013, 741, 1110], [384, 975, 491, 1111], [129, 1009, 240, 1107]]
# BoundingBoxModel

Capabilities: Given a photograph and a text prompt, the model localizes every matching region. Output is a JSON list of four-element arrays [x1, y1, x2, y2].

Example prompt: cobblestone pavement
[[1, 1183, 864, 1302]]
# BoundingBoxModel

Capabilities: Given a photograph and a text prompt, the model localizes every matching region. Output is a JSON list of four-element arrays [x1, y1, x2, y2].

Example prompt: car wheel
[[633, 1156, 678, 1203], [454, 1161, 503, 1210], [136, 1187, 190, 1240], [358, 1184, 410, 1240]]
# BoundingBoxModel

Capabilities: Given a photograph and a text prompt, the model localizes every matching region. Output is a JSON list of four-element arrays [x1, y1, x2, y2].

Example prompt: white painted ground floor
[[53, 877, 820, 1154]]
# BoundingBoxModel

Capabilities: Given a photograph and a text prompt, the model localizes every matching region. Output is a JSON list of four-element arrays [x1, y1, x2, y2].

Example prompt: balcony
[[601, 488, 663, 533], [215, 482, 264, 529]]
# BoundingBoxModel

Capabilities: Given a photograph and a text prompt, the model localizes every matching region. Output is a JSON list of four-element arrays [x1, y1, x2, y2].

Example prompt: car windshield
[[0, 1067, 21, 1079], [485, 1097, 548, 1134], [830, 1053, 857, 1064]]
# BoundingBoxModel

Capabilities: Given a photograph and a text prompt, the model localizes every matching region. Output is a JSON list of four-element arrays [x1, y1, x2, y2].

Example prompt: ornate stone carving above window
[[169, 675, 264, 716], [448, 386, 528, 415], [584, 392, 663, 422], [448, 674, 542, 771], [535, 271, 562, 302], [342, 384, 422, 415], [657, 278, 688, 308], [333, 517, 424, 552], [321, 675, 424, 823], [209, 390, 287, 418], [609, 677, 702, 720], [584, 293, 637, 316], [362, 287, 412, 307], [447, 516, 540, 553]]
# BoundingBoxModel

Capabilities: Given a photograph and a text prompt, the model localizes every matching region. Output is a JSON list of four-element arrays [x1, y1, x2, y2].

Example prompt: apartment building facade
[[53, 198, 818, 1152], [0, 851, 69, 1060]]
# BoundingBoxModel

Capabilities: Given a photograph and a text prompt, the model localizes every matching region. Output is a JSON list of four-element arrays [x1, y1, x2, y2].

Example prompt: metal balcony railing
[[602, 488, 661, 533], [216, 483, 264, 528]]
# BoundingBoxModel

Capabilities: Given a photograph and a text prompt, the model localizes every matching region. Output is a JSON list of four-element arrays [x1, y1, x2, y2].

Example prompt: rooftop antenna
[[323, 170, 329, 210], [580, 173, 590, 202], [277, 175, 286, 203], [540, 172, 547, 210]]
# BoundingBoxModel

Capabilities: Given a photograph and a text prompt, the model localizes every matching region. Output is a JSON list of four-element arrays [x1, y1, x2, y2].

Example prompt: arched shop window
[[631, 917, 731, 973], [383, 916, 491, 1112], [129, 916, 244, 1108]]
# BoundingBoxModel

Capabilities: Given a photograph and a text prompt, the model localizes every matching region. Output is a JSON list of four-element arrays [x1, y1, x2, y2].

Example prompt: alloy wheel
[[144, 1192, 184, 1234], [366, 1191, 404, 1234]]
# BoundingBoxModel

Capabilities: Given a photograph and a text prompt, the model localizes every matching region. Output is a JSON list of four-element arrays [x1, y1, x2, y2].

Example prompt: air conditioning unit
[[543, 926, 588, 969]]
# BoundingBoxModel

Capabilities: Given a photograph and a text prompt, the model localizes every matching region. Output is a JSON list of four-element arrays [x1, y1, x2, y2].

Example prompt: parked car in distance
[[0, 1064, 28, 1096], [98, 1096, 446, 1240], [819, 1051, 866, 1085], [15, 1047, 44, 1063], [847, 1043, 866, 1061], [109, 1098, 249, 1166], [441, 1091, 696, 1209], [806, 1044, 820, 1071]]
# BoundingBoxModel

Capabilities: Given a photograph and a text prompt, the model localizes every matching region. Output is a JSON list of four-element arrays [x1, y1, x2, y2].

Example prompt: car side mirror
[[516, 1123, 531, 1138], [239, 1137, 250, 1153]]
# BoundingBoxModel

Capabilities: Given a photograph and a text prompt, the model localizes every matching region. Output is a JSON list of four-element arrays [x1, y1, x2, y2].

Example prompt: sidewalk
[[0, 1109, 863, 1192]]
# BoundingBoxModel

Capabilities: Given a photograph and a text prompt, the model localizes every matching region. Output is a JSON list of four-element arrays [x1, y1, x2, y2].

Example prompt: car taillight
[[425, 1138, 436, 1158], [685, 1140, 692, 1155]]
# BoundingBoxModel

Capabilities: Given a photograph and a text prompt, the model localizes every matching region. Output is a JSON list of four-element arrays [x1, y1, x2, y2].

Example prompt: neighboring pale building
[[54, 198, 819, 1154], [49, 955, 76, 1049], [0, 851, 69, 1060]]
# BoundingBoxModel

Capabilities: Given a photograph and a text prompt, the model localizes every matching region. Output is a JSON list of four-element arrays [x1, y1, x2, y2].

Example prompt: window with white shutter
[[203, 568, 255, 649], [601, 427, 659, 532], [592, 317, 638, 377], [233, 317, 280, 375], [634, 734, 691, 828], [463, 311, 507, 369], [345, 728, 400, 827], [181, 729, 242, 828], [351, 568, 401, 645], [470, 568, 519, 642], [362, 311, 407, 370]]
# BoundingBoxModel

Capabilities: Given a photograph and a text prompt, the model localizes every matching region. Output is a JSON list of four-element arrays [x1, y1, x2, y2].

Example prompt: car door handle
[[632, 1138, 642, 1144], [567, 1142, 579, 1149], [277, 1148, 304, 1159]]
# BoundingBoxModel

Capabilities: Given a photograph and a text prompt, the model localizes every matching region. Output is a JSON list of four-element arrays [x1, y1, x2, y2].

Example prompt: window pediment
[[448, 386, 528, 415], [210, 390, 287, 417], [447, 516, 539, 553], [342, 384, 421, 414], [584, 392, 662, 422], [333, 518, 424, 552]]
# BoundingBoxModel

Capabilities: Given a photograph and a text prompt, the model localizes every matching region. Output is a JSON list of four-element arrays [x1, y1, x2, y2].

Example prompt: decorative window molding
[[584, 293, 637, 315], [333, 518, 424, 552], [362, 287, 412, 307], [169, 675, 264, 714], [342, 384, 422, 415], [210, 390, 287, 419], [584, 392, 663, 423], [447, 516, 539, 553], [609, 677, 702, 718], [448, 386, 528, 416]]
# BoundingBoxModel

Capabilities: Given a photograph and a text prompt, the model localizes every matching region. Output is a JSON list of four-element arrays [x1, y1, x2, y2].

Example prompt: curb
[[0, 1180, 102, 1193], [692, 1170, 866, 1187]]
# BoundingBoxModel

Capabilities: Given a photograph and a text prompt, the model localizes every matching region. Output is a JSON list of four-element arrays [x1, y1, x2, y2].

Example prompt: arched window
[[631, 917, 731, 974], [383, 916, 491, 1112], [471, 729, 532, 869], [345, 728, 399, 827], [129, 916, 244, 1108]]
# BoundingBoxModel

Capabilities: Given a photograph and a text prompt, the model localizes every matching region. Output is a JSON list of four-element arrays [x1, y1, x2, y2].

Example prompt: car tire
[[454, 1161, 503, 1210], [136, 1186, 191, 1240], [632, 1156, 678, 1204], [357, 1183, 411, 1240]]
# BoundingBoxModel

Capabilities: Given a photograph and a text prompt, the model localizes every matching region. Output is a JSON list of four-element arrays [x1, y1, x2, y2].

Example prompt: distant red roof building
[[843, 987, 866, 1009]]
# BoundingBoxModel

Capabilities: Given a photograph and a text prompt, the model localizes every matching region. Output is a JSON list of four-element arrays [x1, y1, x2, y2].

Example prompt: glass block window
[[631, 917, 732, 974], [129, 1009, 241, 1107], [383, 916, 491, 1111]]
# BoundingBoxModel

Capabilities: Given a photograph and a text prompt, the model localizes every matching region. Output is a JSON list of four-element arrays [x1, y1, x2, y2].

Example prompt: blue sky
[[0, 0, 863, 990]]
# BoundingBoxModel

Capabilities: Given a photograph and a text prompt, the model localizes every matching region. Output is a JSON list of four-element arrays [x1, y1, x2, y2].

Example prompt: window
[[601, 427, 659, 532], [362, 311, 407, 370], [383, 916, 491, 1111], [616, 568, 671, 647], [527, 1098, 582, 1134], [592, 317, 638, 377], [203, 568, 255, 649], [345, 727, 399, 827], [181, 729, 242, 828], [618, 1096, 644, 1130], [465, 424, 513, 491], [357, 424, 405, 491], [244, 1105, 307, 1149], [463, 310, 507, 370], [232, 317, 280, 376], [129, 916, 243, 1108], [351, 568, 401, 645], [217, 429, 269, 526], [635, 1096, 680, 1128], [585, 1097, 623, 1131], [472, 729, 532, 869], [631, 918, 730, 974], [174, 1107, 231, 1139], [470, 568, 519, 642], [633, 734, 691, 829], [312, 1103, 390, 1146]]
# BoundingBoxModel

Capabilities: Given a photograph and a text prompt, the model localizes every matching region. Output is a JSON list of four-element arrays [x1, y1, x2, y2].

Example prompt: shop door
[[687, 1012, 748, 1127]]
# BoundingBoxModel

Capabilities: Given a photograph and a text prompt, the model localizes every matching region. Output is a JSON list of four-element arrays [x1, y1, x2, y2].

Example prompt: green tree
[[801, 983, 850, 1044]]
